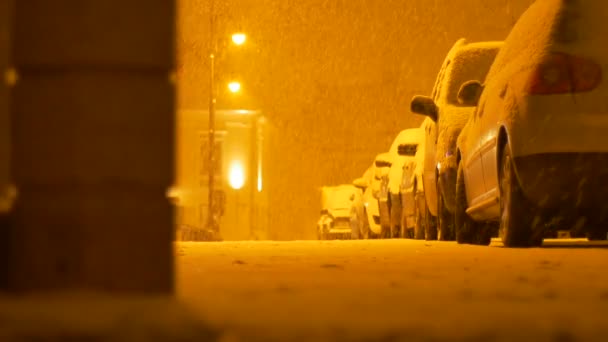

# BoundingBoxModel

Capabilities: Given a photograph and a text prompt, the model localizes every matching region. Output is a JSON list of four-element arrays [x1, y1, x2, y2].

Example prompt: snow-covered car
[[455, 0, 608, 247], [375, 152, 395, 238], [376, 128, 424, 238], [355, 154, 392, 238], [317, 184, 362, 240], [410, 39, 502, 241], [399, 128, 430, 239], [351, 176, 370, 239]]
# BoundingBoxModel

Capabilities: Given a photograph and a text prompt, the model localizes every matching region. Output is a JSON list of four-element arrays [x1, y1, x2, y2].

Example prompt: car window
[[443, 47, 499, 105]]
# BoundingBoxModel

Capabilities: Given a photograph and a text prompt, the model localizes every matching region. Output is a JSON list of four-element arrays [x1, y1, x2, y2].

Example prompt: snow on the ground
[[0, 293, 218, 341], [177, 239, 608, 342]]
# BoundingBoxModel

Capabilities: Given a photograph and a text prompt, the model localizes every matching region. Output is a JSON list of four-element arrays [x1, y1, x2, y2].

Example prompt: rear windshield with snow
[[445, 46, 500, 105], [322, 186, 356, 210]]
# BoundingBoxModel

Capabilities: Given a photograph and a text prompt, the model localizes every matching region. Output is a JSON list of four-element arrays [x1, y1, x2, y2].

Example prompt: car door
[[477, 77, 505, 217], [461, 101, 486, 210], [422, 60, 448, 217]]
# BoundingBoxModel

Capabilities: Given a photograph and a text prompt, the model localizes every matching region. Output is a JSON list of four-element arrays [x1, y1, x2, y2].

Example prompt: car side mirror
[[410, 95, 438, 122], [457, 80, 483, 106], [353, 177, 368, 190]]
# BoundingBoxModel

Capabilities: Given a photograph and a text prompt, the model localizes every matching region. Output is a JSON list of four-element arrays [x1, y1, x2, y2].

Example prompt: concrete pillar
[[5, 0, 175, 293], [0, 0, 13, 289]]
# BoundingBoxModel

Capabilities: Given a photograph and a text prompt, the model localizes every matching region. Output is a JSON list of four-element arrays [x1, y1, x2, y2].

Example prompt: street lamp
[[231, 33, 246, 46], [228, 160, 246, 190], [228, 81, 241, 93], [207, 1, 247, 240]]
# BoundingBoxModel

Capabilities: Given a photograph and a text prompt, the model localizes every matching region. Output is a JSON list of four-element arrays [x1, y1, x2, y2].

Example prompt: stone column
[[0, 0, 12, 288], [6, 0, 175, 293]]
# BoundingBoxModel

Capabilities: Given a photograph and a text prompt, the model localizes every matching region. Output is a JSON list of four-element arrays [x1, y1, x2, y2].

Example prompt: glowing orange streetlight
[[231, 33, 247, 46], [228, 161, 245, 190], [228, 81, 241, 93]]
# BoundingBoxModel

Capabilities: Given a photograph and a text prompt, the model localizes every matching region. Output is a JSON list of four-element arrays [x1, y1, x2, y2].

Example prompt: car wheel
[[425, 205, 437, 241], [399, 195, 411, 239], [360, 209, 371, 240], [390, 223, 399, 239], [437, 184, 455, 241], [455, 162, 491, 245], [499, 145, 544, 247], [413, 192, 426, 240], [399, 219, 408, 239]]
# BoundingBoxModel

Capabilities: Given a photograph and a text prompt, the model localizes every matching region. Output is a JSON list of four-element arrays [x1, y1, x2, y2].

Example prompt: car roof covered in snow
[[438, 39, 503, 106], [321, 185, 358, 210]]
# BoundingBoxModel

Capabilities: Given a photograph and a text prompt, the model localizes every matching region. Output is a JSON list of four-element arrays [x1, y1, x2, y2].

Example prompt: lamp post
[[206, 0, 246, 240], [206, 0, 218, 240]]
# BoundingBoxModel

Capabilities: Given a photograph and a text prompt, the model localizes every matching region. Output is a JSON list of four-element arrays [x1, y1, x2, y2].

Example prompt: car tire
[[399, 195, 411, 239], [413, 190, 426, 240], [437, 183, 455, 241], [424, 205, 437, 241], [360, 209, 371, 240], [499, 145, 544, 247], [455, 162, 491, 245]]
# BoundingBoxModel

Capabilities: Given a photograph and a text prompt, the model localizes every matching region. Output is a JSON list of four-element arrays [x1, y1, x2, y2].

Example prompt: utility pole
[[206, 0, 219, 240]]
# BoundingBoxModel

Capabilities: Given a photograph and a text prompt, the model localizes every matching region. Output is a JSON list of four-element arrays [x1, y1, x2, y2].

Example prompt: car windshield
[[398, 144, 418, 156]]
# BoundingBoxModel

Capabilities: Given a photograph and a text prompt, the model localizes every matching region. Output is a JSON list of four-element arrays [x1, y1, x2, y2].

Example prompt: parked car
[[400, 128, 430, 239], [455, 0, 608, 247], [317, 184, 362, 240], [376, 128, 424, 238], [411, 39, 502, 241], [375, 152, 395, 238], [351, 176, 369, 239], [354, 154, 393, 238]]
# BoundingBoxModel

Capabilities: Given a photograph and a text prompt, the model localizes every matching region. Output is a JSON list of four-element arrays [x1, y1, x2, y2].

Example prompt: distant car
[[351, 176, 370, 239], [455, 0, 608, 247], [376, 128, 424, 238], [317, 184, 361, 240], [411, 39, 502, 241]]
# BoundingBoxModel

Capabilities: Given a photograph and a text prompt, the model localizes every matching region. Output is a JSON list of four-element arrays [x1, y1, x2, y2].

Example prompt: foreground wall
[[2, 0, 175, 293]]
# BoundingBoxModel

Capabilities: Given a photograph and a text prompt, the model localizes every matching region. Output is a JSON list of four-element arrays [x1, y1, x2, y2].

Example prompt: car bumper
[[515, 153, 608, 218], [325, 228, 352, 234]]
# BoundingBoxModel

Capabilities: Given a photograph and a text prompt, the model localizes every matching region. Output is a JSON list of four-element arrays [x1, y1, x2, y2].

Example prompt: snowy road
[[177, 239, 608, 341]]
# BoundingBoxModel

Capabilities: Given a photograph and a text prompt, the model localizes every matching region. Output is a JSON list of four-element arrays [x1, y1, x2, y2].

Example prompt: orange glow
[[228, 81, 241, 93], [228, 161, 245, 190], [232, 33, 247, 45]]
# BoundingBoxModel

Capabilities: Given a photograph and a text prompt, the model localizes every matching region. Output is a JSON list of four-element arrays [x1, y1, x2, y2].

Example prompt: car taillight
[[528, 52, 602, 95]]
